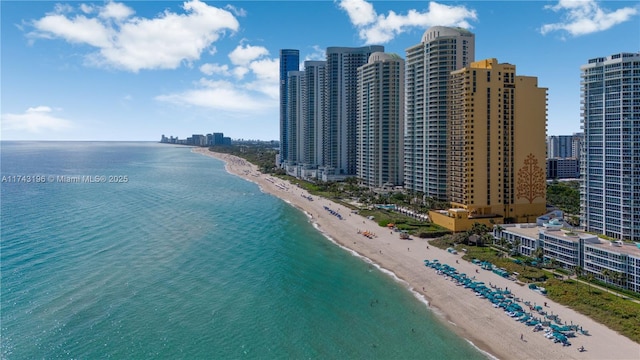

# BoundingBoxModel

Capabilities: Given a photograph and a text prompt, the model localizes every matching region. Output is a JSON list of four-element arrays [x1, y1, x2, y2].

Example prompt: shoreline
[[194, 148, 640, 360]]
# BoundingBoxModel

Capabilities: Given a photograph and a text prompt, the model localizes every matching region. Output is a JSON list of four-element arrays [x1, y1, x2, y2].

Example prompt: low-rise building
[[493, 214, 640, 293]]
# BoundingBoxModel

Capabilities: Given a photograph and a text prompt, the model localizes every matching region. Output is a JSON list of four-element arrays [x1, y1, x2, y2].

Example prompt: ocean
[[0, 141, 487, 359]]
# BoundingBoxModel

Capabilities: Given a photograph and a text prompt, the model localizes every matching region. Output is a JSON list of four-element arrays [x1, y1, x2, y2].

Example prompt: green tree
[[574, 265, 583, 278], [532, 247, 544, 261], [573, 266, 583, 289], [619, 272, 628, 290], [610, 271, 622, 288], [546, 180, 580, 215], [453, 231, 468, 245], [470, 222, 490, 235], [586, 273, 595, 294], [602, 269, 613, 286], [481, 233, 494, 247], [512, 238, 522, 256]]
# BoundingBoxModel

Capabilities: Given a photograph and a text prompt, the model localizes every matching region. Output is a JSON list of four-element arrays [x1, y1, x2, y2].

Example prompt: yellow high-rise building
[[430, 58, 547, 232]]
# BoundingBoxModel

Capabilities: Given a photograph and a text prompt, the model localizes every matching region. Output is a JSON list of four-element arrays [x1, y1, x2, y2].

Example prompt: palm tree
[[574, 265, 583, 278], [512, 239, 522, 256], [619, 272, 628, 290], [481, 233, 493, 247], [532, 247, 544, 262], [610, 271, 621, 289], [602, 269, 612, 286], [586, 273, 595, 294], [471, 222, 490, 235], [453, 231, 468, 246], [573, 266, 583, 290]]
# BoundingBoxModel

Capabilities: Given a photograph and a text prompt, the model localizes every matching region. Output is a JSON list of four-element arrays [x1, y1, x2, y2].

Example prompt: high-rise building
[[356, 52, 405, 188], [547, 158, 579, 179], [324, 45, 384, 177], [572, 132, 583, 162], [580, 52, 640, 241], [191, 134, 207, 146], [404, 26, 475, 200], [547, 135, 575, 158], [213, 132, 224, 146], [546, 133, 582, 179], [279, 49, 300, 165], [430, 58, 547, 231], [286, 71, 304, 165], [301, 61, 326, 168]]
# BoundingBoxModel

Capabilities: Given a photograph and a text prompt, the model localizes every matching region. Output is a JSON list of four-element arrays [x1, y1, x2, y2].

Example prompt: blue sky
[[1, 0, 638, 141]]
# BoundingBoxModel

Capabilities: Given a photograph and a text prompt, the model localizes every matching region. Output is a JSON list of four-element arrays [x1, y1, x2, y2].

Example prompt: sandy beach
[[194, 148, 640, 360]]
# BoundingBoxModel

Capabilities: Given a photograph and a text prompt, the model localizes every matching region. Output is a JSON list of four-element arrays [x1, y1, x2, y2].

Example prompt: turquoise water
[[1, 142, 487, 359]]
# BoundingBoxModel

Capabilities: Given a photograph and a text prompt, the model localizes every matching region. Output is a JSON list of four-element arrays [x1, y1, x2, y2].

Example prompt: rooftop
[[499, 223, 540, 239], [586, 240, 640, 257], [499, 224, 640, 257]]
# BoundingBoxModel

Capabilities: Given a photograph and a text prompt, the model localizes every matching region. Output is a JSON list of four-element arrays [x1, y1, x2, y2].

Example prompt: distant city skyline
[[2, 0, 639, 141]]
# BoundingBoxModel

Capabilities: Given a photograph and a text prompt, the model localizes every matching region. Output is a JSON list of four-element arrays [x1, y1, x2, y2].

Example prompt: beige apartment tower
[[430, 58, 547, 231], [404, 26, 475, 200], [356, 52, 405, 188]]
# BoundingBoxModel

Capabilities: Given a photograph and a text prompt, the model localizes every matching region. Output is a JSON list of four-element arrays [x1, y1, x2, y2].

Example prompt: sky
[[1, 0, 639, 141]]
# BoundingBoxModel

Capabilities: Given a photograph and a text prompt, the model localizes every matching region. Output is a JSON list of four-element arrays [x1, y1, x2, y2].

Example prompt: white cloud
[[338, 0, 376, 26], [232, 66, 250, 79], [246, 58, 279, 99], [28, 0, 239, 72], [1, 106, 73, 133], [228, 43, 269, 66], [79, 4, 94, 14], [225, 4, 247, 17], [99, 1, 135, 20], [337, 0, 477, 44], [155, 78, 275, 113], [200, 63, 230, 76], [32, 14, 113, 48], [303, 45, 326, 62], [53, 3, 74, 14], [540, 0, 638, 36], [249, 58, 278, 82], [158, 42, 279, 114]]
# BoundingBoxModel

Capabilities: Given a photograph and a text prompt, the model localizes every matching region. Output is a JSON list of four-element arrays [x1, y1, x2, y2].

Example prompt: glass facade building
[[279, 49, 300, 165]]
